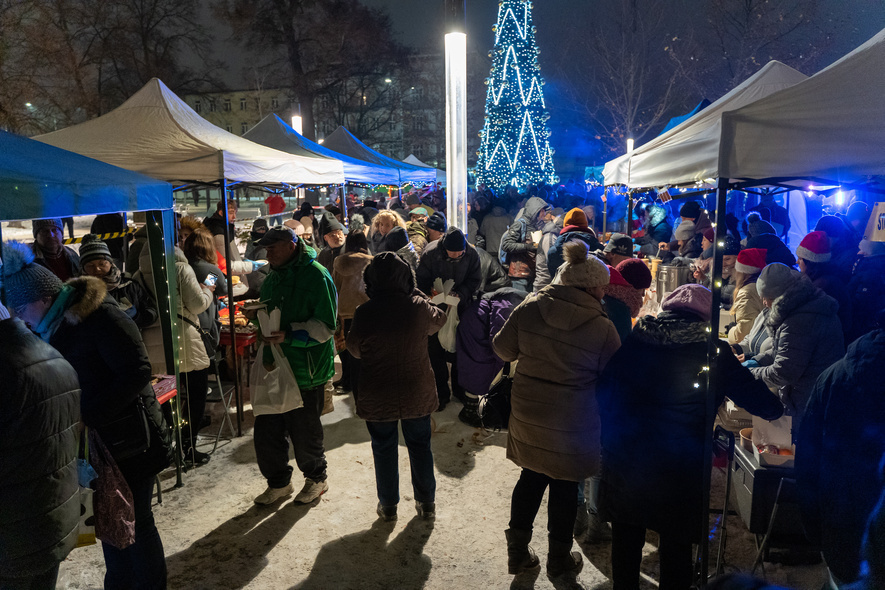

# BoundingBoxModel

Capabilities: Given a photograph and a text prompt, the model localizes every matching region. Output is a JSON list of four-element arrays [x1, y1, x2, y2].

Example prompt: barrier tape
[[63, 228, 136, 245]]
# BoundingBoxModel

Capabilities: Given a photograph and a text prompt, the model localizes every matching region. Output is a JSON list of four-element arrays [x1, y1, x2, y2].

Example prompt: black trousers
[[338, 318, 359, 395], [509, 468, 579, 544], [254, 384, 327, 488], [427, 333, 465, 405], [611, 521, 693, 590], [179, 368, 209, 451]]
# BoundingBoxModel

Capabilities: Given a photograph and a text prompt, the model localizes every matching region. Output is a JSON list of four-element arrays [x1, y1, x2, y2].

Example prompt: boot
[[573, 502, 590, 540], [458, 393, 484, 428], [546, 537, 583, 577], [505, 528, 540, 575], [584, 511, 613, 544]]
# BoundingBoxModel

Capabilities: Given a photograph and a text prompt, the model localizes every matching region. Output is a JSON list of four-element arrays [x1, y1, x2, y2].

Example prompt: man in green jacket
[[247, 227, 338, 505]]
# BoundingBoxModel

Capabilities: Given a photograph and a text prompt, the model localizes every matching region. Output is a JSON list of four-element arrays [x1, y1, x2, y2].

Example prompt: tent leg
[[221, 181, 243, 437]]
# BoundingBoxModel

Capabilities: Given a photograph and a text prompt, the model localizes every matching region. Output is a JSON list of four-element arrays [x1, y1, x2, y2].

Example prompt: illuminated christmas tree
[[476, 0, 556, 191]]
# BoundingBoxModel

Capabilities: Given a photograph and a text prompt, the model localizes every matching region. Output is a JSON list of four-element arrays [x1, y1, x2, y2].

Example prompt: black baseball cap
[[256, 226, 297, 247]]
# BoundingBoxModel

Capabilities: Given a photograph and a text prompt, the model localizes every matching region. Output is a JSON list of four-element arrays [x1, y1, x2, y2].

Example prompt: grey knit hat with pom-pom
[[78, 234, 113, 268], [1, 240, 64, 309], [553, 240, 610, 289]]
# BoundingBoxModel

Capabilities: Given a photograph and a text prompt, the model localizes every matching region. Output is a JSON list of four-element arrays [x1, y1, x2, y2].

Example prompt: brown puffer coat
[[493, 284, 621, 481], [332, 251, 373, 319]]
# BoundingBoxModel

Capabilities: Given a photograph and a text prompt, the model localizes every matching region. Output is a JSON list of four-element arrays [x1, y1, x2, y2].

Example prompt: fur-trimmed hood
[[632, 311, 709, 346], [63, 276, 108, 325], [766, 274, 838, 333], [604, 283, 643, 318], [333, 251, 373, 276]]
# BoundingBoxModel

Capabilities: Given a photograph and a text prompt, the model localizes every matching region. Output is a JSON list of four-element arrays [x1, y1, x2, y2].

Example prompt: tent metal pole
[[221, 181, 243, 437], [698, 177, 729, 587], [0, 221, 5, 308]]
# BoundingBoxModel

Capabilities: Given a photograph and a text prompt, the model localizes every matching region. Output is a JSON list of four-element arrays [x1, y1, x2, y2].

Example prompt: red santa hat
[[796, 231, 832, 263], [735, 248, 767, 275]]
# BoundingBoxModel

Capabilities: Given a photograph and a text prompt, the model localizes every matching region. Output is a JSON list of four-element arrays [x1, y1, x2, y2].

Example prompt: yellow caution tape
[[63, 228, 137, 245]]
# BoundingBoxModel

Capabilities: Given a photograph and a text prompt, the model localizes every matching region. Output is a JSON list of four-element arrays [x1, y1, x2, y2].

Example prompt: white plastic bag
[[251, 342, 303, 416], [430, 278, 461, 353]]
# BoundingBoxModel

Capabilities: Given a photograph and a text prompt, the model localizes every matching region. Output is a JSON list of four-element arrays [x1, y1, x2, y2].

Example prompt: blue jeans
[[365, 416, 436, 507], [101, 476, 167, 590]]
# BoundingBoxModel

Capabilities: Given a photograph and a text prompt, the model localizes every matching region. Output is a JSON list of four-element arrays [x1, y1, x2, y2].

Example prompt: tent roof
[[720, 28, 885, 186], [660, 100, 711, 135], [403, 154, 446, 185], [0, 130, 171, 222], [244, 115, 401, 185], [603, 61, 808, 188], [35, 79, 344, 186], [322, 127, 436, 185]]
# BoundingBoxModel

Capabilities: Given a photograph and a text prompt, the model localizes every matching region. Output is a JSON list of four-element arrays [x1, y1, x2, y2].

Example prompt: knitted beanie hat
[[661, 284, 712, 322], [78, 234, 113, 268], [723, 235, 742, 256], [563, 207, 588, 229], [757, 263, 800, 300], [796, 231, 832, 263], [442, 228, 467, 251], [1, 241, 64, 309], [32, 218, 63, 238], [383, 226, 410, 252], [703, 228, 715, 243], [674, 220, 696, 241], [426, 211, 447, 233], [607, 265, 632, 287], [679, 201, 701, 220], [735, 248, 767, 275], [555, 240, 610, 289], [616, 258, 652, 290]]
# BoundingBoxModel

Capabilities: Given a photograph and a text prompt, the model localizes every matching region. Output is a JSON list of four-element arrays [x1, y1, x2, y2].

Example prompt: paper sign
[[863, 202, 885, 242]]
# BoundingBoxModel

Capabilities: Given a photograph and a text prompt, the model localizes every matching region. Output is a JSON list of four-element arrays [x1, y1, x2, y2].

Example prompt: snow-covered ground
[[55, 375, 828, 590]]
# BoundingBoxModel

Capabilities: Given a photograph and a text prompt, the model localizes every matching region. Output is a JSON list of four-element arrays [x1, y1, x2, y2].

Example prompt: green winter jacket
[[258, 244, 338, 389]]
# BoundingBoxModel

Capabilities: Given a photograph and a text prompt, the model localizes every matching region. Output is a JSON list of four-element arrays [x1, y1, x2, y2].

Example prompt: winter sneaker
[[573, 502, 590, 540], [293, 478, 329, 503], [377, 503, 398, 522], [415, 500, 436, 519], [546, 537, 583, 577], [505, 528, 541, 575], [458, 394, 484, 428], [583, 511, 613, 544], [253, 482, 295, 505]]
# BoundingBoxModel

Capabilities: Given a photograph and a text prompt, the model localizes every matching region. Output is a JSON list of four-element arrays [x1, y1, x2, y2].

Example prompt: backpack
[[478, 362, 514, 430], [546, 231, 602, 277], [498, 218, 527, 266]]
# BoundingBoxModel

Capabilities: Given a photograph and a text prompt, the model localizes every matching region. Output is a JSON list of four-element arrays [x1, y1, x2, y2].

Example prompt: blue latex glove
[[245, 259, 268, 269], [741, 359, 759, 368], [217, 300, 227, 310]]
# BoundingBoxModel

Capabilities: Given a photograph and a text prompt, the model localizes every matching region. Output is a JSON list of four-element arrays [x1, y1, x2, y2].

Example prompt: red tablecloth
[[219, 329, 258, 356]]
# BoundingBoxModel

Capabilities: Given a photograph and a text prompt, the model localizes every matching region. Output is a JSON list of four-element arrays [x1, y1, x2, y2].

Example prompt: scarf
[[35, 284, 74, 342], [101, 264, 123, 290]]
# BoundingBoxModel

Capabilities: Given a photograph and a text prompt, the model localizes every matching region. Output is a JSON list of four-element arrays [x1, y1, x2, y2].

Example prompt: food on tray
[[756, 444, 794, 456], [777, 448, 794, 456]]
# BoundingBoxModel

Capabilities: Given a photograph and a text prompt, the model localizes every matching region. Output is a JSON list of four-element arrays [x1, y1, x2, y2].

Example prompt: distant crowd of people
[[1, 181, 884, 590]]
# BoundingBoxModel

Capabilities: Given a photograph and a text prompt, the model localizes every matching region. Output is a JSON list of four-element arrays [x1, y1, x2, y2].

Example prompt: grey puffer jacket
[[0, 319, 80, 579], [750, 275, 845, 432], [493, 285, 621, 482]]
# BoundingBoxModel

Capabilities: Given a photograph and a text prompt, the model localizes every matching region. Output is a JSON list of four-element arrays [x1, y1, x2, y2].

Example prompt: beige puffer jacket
[[728, 281, 763, 344], [493, 284, 621, 482]]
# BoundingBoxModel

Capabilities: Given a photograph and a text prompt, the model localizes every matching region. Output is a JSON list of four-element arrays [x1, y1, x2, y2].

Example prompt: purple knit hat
[[661, 284, 712, 322]]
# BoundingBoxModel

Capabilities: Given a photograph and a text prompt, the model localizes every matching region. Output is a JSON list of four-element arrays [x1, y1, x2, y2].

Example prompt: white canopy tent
[[603, 61, 808, 188], [36, 78, 345, 186], [720, 28, 885, 186], [403, 154, 446, 186]]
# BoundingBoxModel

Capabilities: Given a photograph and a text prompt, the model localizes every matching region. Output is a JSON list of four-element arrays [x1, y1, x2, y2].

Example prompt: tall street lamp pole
[[445, 0, 468, 234]]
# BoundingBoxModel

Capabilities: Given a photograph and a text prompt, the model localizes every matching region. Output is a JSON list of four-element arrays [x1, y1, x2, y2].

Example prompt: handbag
[[76, 430, 97, 548], [89, 430, 136, 550], [179, 313, 217, 359], [478, 362, 514, 430]]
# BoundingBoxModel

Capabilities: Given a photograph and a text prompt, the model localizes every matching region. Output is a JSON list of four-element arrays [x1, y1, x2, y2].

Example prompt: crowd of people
[[1, 182, 884, 590]]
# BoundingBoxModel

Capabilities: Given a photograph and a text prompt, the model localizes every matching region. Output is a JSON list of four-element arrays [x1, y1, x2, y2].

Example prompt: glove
[[741, 359, 759, 368], [245, 259, 268, 269]]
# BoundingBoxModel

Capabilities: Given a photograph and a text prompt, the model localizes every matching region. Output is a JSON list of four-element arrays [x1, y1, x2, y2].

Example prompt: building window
[[194, 100, 201, 113], [321, 121, 330, 134], [241, 122, 248, 134], [414, 145, 424, 158], [209, 100, 216, 113], [414, 115, 425, 132], [321, 96, 331, 110], [225, 125, 232, 133], [388, 121, 395, 132], [271, 97, 279, 110], [240, 97, 247, 110], [223, 98, 231, 112]]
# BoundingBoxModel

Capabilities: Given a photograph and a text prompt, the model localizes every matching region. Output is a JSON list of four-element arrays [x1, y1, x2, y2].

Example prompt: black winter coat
[[49, 277, 172, 482], [0, 319, 80, 579], [597, 311, 783, 542], [797, 328, 885, 584], [109, 273, 158, 329], [416, 241, 482, 311], [477, 247, 510, 293], [847, 254, 885, 344]]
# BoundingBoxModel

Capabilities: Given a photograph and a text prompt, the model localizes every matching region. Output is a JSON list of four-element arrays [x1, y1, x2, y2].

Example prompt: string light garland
[[476, 0, 556, 191]]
